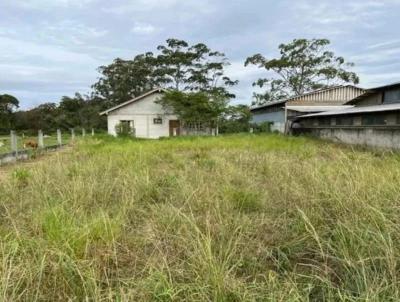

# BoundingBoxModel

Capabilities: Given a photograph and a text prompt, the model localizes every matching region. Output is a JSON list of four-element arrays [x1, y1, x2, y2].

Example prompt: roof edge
[[100, 88, 166, 115], [250, 85, 364, 111]]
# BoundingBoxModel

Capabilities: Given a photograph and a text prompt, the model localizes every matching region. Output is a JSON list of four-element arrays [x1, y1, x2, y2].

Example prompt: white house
[[100, 88, 180, 138]]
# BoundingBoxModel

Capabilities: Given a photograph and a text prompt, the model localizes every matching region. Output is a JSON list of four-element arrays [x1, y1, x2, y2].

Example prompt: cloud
[[131, 22, 158, 34], [10, 0, 95, 9], [1, 0, 400, 108]]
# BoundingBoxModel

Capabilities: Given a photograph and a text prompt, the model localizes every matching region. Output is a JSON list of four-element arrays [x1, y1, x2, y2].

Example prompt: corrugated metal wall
[[288, 86, 365, 105]]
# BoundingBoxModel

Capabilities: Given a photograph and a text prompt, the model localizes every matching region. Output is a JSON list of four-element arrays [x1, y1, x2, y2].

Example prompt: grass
[[1, 133, 400, 301]]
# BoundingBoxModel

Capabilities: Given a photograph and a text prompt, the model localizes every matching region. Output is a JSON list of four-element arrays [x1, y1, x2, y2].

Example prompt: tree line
[[1, 38, 359, 134]]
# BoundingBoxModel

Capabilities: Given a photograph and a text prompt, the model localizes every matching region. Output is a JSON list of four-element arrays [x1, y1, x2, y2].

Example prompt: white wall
[[106, 92, 178, 139]]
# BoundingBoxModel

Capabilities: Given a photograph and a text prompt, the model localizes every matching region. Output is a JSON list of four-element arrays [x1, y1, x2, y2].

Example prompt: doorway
[[169, 120, 180, 136]]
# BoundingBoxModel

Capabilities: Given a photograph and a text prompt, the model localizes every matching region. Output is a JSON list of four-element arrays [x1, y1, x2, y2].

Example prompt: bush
[[251, 122, 272, 133], [115, 122, 134, 137]]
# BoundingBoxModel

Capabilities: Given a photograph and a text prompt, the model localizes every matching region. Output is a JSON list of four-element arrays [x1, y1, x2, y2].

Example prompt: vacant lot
[[1, 134, 400, 301]]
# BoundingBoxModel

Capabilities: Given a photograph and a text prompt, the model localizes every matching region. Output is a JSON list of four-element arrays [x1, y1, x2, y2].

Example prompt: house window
[[153, 118, 163, 124], [336, 116, 354, 126]]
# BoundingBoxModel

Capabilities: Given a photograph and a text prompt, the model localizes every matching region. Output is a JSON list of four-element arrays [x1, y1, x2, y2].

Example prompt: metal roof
[[250, 85, 364, 111], [250, 99, 287, 111], [100, 88, 166, 115], [346, 81, 400, 104], [296, 103, 400, 119], [286, 105, 354, 113], [369, 81, 400, 90]]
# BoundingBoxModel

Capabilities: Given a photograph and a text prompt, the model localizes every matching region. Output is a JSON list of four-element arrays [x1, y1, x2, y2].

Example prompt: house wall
[[107, 92, 178, 138]]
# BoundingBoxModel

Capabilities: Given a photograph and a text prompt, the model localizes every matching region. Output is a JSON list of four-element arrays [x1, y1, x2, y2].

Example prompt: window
[[383, 88, 400, 104], [153, 118, 163, 124], [336, 116, 354, 126], [361, 114, 386, 125]]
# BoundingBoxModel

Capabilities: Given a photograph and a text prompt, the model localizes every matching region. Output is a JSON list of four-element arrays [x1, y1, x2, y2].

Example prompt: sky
[[1, 0, 400, 109]]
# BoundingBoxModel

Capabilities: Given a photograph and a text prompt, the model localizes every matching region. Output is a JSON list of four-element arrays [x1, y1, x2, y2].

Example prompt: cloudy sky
[[1, 0, 400, 109]]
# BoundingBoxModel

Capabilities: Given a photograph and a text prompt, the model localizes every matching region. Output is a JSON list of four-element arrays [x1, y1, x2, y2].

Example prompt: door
[[169, 120, 180, 136]]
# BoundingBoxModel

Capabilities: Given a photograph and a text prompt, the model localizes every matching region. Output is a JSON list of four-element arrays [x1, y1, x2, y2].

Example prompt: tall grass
[[1, 133, 400, 301]]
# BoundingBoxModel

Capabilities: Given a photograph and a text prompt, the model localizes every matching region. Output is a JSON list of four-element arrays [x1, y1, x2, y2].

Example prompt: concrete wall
[[107, 92, 178, 138], [303, 127, 400, 149]]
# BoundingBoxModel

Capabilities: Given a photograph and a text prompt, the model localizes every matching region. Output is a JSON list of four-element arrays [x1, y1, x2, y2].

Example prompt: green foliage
[[92, 38, 238, 109], [92, 53, 162, 107], [156, 90, 229, 127], [115, 121, 134, 137], [251, 121, 272, 133], [0, 94, 19, 129], [219, 105, 251, 133], [14, 94, 107, 132], [245, 38, 360, 105], [156, 38, 238, 97]]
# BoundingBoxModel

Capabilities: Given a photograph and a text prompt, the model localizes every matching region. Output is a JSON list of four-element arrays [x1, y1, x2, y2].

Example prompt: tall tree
[[156, 39, 238, 97], [0, 94, 19, 129], [245, 38, 359, 105], [92, 52, 160, 107]]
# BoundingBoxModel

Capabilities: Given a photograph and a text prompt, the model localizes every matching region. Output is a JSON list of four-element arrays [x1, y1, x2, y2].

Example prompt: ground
[[0, 134, 400, 301]]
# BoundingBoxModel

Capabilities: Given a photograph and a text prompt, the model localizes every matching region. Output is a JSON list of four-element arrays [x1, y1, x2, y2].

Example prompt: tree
[[156, 39, 238, 97], [219, 104, 251, 133], [0, 94, 19, 129], [92, 52, 160, 107], [245, 38, 359, 105], [156, 90, 229, 128]]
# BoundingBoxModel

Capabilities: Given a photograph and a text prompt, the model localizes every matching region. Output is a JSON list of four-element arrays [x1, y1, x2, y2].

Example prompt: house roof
[[295, 103, 400, 119], [250, 85, 364, 111], [99, 88, 166, 115]]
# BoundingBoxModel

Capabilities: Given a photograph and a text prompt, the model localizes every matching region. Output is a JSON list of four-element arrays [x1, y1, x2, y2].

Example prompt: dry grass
[[0, 133, 400, 301]]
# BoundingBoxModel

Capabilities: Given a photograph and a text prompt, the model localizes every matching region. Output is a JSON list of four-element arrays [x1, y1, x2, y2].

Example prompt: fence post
[[57, 129, 62, 146], [38, 130, 44, 148], [91, 128, 94, 136], [82, 128, 86, 137], [71, 128, 75, 140], [10, 130, 18, 156]]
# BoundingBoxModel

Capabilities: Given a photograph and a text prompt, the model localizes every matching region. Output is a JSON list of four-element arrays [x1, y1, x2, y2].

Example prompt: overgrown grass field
[[1, 134, 400, 301]]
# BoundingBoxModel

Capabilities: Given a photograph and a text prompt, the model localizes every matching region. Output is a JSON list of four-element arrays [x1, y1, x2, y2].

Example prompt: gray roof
[[297, 103, 400, 119], [100, 88, 166, 115], [250, 85, 363, 111], [369, 81, 400, 90]]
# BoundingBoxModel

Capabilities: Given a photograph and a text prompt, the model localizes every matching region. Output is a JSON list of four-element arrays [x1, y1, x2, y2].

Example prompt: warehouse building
[[250, 85, 365, 133], [291, 82, 400, 149]]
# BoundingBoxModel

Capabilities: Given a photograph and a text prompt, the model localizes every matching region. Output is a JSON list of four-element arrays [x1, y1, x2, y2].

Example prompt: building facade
[[250, 85, 365, 133], [100, 89, 180, 139], [292, 82, 400, 149]]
